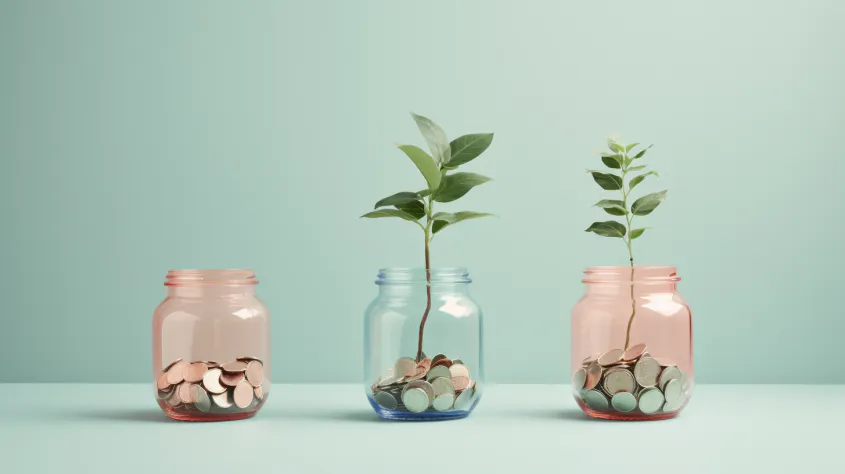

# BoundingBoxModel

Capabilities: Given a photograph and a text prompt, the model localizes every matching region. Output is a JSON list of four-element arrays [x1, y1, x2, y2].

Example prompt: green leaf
[[431, 211, 494, 234], [625, 143, 640, 152], [374, 191, 422, 209], [631, 190, 668, 216], [629, 171, 658, 190], [589, 171, 623, 190], [585, 221, 627, 238], [396, 144, 442, 191], [601, 154, 622, 169], [608, 140, 623, 153], [410, 112, 450, 166], [433, 172, 492, 203], [396, 200, 425, 220], [634, 144, 653, 159], [449, 133, 494, 167], [628, 165, 647, 172], [631, 228, 647, 239], [593, 199, 627, 216], [360, 209, 422, 222]]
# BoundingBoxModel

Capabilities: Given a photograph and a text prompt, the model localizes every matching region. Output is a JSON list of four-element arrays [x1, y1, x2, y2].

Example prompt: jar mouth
[[582, 265, 680, 283], [165, 269, 258, 286], [376, 267, 471, 284]]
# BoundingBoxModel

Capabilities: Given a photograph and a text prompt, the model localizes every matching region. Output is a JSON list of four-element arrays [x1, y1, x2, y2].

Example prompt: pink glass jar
[[571, 266, 693, 421], [152, 270, 271, 421]]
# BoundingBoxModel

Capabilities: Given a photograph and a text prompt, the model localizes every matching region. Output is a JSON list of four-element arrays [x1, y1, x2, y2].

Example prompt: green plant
[[585, 137, 667, 350], [362, 113, 495, 361]]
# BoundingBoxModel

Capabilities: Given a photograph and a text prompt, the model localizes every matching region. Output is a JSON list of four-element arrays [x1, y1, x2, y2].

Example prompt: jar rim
[[376, 267, 471, 284], [165, 269, 258, 286], [582, 265, 680, 283]]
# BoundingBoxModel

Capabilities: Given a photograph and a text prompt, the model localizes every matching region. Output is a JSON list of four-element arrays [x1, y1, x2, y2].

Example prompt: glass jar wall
[[571, 266, 693, 420], [152, 269, 271, 421], [364, 268, 483, 421]]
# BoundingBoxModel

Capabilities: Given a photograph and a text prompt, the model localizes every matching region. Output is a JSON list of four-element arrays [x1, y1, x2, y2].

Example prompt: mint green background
[[1, 0, 843, 383]]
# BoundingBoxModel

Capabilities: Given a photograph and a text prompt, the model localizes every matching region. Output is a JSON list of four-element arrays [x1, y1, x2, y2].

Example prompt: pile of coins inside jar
[[572, 343, 691, 415], [156, 357, 266, 414], [371, 354, 478, 413]]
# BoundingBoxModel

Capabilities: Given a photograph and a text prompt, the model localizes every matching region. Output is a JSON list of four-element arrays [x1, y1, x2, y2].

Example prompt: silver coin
[[585, 362, 603, 390], [402, 387, 430, 413], [430, 377, 456, 397], [212, 390, 233, 409], [634, 356, 662, 387], [426, 365, 451, 382], [638, 387, 665, 414], [598, 349, 624, 366], [663, 379, 682, 406], [583, 390, 609, 411], [191, 385, 212, 412], [453, 388, 473, 410], [202, 368, 227, 394], [375, 391, 398, 410], [452, 359, 464, 365], [432, 393, 455, 411], [611, 392, 637, 412], [659, 366, 682, 390], [394, 357, 417, 377], [404, 380, 435, 401], [378, 375, 403, 387], [572, 368, 587, 390], [602, 367, 636, 395], [582, 353, 600, 366], [622, 343, 647, 362]]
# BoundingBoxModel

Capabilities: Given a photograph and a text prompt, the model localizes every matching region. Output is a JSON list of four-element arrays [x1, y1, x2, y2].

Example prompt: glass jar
[[364, 268, 483, 421], [571, 266, 693, 420], [152, 269, 271, 421]]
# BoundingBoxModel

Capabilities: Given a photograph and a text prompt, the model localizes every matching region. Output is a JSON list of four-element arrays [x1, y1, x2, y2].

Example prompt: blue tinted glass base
[[367, 396, 475, 421]]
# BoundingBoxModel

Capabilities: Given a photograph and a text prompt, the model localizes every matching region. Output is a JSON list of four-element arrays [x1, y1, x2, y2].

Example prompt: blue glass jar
[[364, 268, 483, 421]]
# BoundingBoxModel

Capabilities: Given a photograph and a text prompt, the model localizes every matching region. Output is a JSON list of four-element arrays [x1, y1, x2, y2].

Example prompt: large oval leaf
[[628, 171, 658, 190], [431, 211, 494, 234], [410, 112, 450, 166], [593, 199, 627, 216], [395, 200, 426, 220], [585, 221, 627, 238], [361, 209, 422, 222], [589, 171, 623, 190], [374, 191, 422, 209], [396, 144, 442, 192], [449, 133, 494, 167], [631, 190, 667, 216], [433, 172, 492, 203], [601, 154, 622, 169]]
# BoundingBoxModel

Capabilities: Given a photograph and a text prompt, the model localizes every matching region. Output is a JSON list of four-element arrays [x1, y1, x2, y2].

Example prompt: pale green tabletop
[[1, 384, 841, 472]]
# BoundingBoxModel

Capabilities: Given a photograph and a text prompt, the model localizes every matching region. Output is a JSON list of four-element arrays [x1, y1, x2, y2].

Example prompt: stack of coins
[[156, 357, 267, 414], [371, 353, 479, 413], [572, 343, 691, 415]]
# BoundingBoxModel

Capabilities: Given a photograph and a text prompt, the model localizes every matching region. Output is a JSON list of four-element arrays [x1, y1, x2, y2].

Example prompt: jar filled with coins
[[152, 269, 270, 421], [571, 266, 693, 420], [365, 268, 483, 421]]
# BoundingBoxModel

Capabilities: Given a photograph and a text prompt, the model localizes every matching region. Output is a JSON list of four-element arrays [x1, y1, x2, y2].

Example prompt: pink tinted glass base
[[575, 397, 684, 421], [156, 398, 267, 422]]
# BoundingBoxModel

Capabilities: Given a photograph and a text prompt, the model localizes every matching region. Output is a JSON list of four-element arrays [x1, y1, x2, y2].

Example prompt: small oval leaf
[[374, 191, 421, 209], [631, 228, 647, 239], [361, 209, 422, 222], [396, 144, 442, 191], [608, 141, 623, 153], [631, 190, 667, 216], [449, 133, 494, 167], [589, 171, 623, 190], [396, 200, 425, 220], [433, 172, 493, 203], [601, 154, 622, 169], [585, 221, 627, 238], [593, 199, 627, 216], [629, 171, 658, 190], [634, 144, 653, 159], [411, 112, 450, 166]]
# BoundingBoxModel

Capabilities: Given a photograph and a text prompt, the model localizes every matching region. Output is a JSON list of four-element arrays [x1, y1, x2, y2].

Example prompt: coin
[[220, 371, 245, 387], [402, 387, 430, 413], [156, 373, 172, 391], [191, 385, 212, 412], [417, 358, 432, 371], [212, 391, 234, 409], [202, 368, 226, 394], [572, 368, 587, 390], [449, 363, 470, 379], [404, 380, 435, 401], [254, 386, 264, 400], [430, 377, 456, 397], [622, 343, 647, 362], [582, 353, 600, 366], [426, 365, 451, 382], [638, 387, 665, 414], [452, 376, 470, 391], [394, 357, 417, 378], [178, 382, 196, 403], [453, 388, 473, 410], [611, 392, 637, 412], [245, 360, 264, 388], [433, 394, 455, 411], [233, 381, 254, 409], [663, 379, 682, 406], [165, 388, 181, 407], [583, 390, 609, 411], [452, 359, 464, 365], [156, 386, 173, 400], [603, 367, 636, 395], [598, 349, 624, 366], [431, 358, 453, 369], [184, 362, 208, 383], [375, 391, 398, 410], [634, 357, 661, 387], [221, 360, 248, 372], [584, 362, 602, 390], [163, 358, 183, 372], [659, 366, 682, 390], [431, 354, 447, 365], [166, 361, 188, 385]]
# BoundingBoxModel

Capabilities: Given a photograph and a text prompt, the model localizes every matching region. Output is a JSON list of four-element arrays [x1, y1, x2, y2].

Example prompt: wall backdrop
[[2, 0, 843, 383]]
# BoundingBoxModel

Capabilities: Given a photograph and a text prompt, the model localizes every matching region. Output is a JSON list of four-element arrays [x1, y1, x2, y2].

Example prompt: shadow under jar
[[571, 266, 693, 421], [152, 270, 270, 421], [365, 268, 483, 421]]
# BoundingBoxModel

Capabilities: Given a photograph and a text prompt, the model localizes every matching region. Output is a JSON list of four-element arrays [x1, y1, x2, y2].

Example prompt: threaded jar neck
[[165, 269, 258, 297], [376, 267, 471, 285]]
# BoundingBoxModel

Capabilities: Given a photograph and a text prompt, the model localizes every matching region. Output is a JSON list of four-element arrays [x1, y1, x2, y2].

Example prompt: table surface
[[1, 384, 841, 472]]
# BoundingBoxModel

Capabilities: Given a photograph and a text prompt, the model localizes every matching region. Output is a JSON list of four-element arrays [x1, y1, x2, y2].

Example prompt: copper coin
[[178, 383, 197, 403], [166, 361, 188, 385], [245, 361, 264, 388], [431, 354, 447, 365], [220, 371, 245, 387], [202, 368, 227, 394], [622, 343, 647, 362], [416, 358, 432, 371], [212, 391, 234, 409], [584, 362, 602, 390], [237, 356, 260, 362], [394, 357, 417, 377], [254, 385, 264, 400], [234, 381, 254, 408], [156, 373, 171, 391], [405, 366, 427, 382], [452, 376, 470, 391], [184, 362, 208, 383], [449, 364, 470, 379], [432, 358, 453, 369], [221, 360, 248, 372], [598, 349, 624, 366], [162, 358, 183, 372], [581, 353, 600, 366]]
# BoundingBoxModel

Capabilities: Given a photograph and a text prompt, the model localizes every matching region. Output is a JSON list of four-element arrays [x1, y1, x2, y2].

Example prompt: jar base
[[162, 408, 258, 422], [367, 397, 473, 421], [575, 397, 681, 421]]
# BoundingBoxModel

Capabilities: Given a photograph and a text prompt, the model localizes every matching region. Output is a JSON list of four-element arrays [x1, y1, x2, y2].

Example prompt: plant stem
[[620, 152, 636, 351], [415, 198, 434, 362]]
